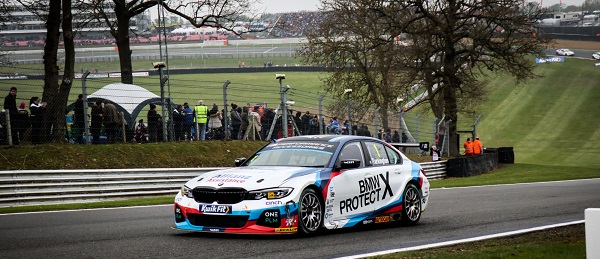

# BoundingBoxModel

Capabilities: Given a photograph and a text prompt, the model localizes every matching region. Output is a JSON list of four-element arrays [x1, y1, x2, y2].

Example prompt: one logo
[[362, 219, 373, 224], [200, 204, 231, 214], [218, 183, 224, 186]]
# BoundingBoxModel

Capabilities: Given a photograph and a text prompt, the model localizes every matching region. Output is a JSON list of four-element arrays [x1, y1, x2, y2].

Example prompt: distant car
[[556, 49, 575, 56], [173, 135, 431, 234], [593, 52, 600, 60]]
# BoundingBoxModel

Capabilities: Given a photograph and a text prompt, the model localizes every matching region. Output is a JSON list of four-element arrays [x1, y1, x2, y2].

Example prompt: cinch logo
[[266, 200, 283, 206], [200, 204, 231, 214]]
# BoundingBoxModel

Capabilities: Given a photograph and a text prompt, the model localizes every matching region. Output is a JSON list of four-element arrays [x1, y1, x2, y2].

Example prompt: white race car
[[174, 135, 430, 234], [556, 48, 575, 56], [592, 52, 600, 60]]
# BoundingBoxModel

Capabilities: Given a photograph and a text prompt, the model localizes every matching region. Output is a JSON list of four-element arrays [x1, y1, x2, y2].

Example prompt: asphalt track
[[9, 43, 598, 63], [0, 178, 598, 258]]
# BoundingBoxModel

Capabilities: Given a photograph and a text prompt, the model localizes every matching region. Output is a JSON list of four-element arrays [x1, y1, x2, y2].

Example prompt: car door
[[361, 141, 407, 217], [328, 141, 372, 223]]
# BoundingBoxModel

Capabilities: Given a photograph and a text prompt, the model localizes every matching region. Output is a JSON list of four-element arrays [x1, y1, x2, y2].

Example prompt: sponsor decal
[[275, 227, 297, 233], [208, 228, 223, 232], [175, 197, 182, 202], [107, 72, 150, 78], [266, 200, 282, 206], [258, 210, 280, 228], [200, 204, 231, 214], [372, 158, 389, 165], [284, 201, 297, 227], [175, 206, 185, 223], [375, 216, 390, 223], [267, 142, 336, 151], [535, 56, 564, 64], [0, 75, 27, 80], [339, 172, 394, 214], [329, 185, 336, 198], [206, 173, 252, 183], [285, 216, 296, 227], [362, 219, 373, 224]]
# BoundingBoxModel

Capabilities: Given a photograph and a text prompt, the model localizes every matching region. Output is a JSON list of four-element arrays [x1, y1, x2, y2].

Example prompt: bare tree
[[14, 0, 79, 142], [367, 0, 551, 156], [298, 0, 412, 131], [89, 0, 259, 84]]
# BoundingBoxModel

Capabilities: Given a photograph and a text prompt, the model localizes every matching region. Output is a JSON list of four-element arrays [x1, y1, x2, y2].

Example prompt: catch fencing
[[1, 69, 481, 157], [0, 161, 446, 207]]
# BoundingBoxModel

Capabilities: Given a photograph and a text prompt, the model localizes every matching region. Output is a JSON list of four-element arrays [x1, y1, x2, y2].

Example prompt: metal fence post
[[374, 106, 381, 139], [82, 70, 91, 144], [473, 114, 482, 139], [415, 115, 420, 142], [121, 112, 126, 143], [3, 110, 12, 146], [318, 94, 324, 135], [222, 80, 231, 140], [158, 66, 168, 142]]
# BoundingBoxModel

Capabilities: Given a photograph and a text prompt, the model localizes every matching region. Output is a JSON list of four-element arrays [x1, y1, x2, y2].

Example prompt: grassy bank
[[377, 224, 585, 259]]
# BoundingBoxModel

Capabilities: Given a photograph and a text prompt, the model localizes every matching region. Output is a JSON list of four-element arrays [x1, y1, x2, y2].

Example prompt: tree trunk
[[54, 0, 75, 142], [115, 3, 133, 84], [42, 0, 62, 143], [443, 83, 459, 157], [380, 106, 388, 131]]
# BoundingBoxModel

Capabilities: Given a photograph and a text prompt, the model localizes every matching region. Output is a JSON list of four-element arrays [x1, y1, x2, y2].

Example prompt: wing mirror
[[339, 159, 361, 170], [235, 157, 247, 167]]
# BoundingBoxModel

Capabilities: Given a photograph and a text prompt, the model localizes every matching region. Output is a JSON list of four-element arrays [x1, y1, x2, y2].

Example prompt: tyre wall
[[446, 151, 499, 178]]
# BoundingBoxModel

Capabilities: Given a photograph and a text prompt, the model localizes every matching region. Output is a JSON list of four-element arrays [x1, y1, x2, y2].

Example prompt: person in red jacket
[[473, 137, 483, 155], [464, 138, 474, 156]]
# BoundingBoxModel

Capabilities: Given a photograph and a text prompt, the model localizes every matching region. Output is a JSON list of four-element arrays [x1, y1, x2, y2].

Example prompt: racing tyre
[[298, 188, 323, 234], [401, 183, 422, 226]]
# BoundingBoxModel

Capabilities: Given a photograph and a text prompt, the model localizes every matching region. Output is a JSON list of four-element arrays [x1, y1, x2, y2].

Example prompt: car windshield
[[245, 141, 338, 167]]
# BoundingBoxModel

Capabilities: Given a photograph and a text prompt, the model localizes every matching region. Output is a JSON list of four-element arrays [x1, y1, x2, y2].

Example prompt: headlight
[[181, 185, 194, 198], [246, 187, 293, 200]]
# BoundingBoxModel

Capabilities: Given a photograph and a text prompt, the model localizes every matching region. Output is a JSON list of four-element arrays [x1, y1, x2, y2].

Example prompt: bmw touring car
[[174, 135, 430, 234]]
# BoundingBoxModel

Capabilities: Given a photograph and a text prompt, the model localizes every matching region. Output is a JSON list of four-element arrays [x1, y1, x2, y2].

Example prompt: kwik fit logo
[[200, 204, 232, 214]]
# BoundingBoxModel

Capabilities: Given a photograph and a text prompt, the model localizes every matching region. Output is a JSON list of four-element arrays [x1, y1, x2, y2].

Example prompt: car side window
[[384, 146, 402, 165], [364, 141, 390, 167], [337, 142, 364, 167]]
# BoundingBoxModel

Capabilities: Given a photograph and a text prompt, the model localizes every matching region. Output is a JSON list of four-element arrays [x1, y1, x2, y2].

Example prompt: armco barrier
[[0, 162, 446, 207]]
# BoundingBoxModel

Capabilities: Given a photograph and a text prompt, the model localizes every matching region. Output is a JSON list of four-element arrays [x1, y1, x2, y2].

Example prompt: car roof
[[277, 135, 382, 144]]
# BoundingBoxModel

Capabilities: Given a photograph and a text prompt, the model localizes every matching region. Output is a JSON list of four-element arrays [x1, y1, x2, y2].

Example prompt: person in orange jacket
[[464, 138, 474, 156], [473, 137, 483, 155]]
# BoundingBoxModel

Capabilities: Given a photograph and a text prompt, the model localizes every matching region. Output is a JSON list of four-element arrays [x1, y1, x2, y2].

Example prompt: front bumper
[[174, 196, 300, 234]]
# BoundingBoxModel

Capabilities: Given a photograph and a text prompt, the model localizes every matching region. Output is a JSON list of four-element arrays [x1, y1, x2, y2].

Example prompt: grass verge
[[376, 224, 585, 259]]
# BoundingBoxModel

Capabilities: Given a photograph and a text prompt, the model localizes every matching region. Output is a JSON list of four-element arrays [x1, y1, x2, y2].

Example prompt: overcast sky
[[259, 0, 586, 13], [151, 0, 588, 20]]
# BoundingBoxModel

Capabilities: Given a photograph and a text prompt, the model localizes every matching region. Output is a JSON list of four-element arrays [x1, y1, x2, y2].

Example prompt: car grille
[[187, 214, 249, 228], [192, 187, 247, 204]]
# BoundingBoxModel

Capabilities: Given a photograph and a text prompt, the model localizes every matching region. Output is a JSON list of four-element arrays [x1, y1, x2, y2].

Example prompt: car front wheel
[[401, 183, 422, 226], [298, 188, 323, 234]]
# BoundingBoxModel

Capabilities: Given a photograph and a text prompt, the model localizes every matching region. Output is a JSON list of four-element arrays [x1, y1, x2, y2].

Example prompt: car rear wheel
[[298, 188, 323, 234], [401, 184, 422, 226]]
